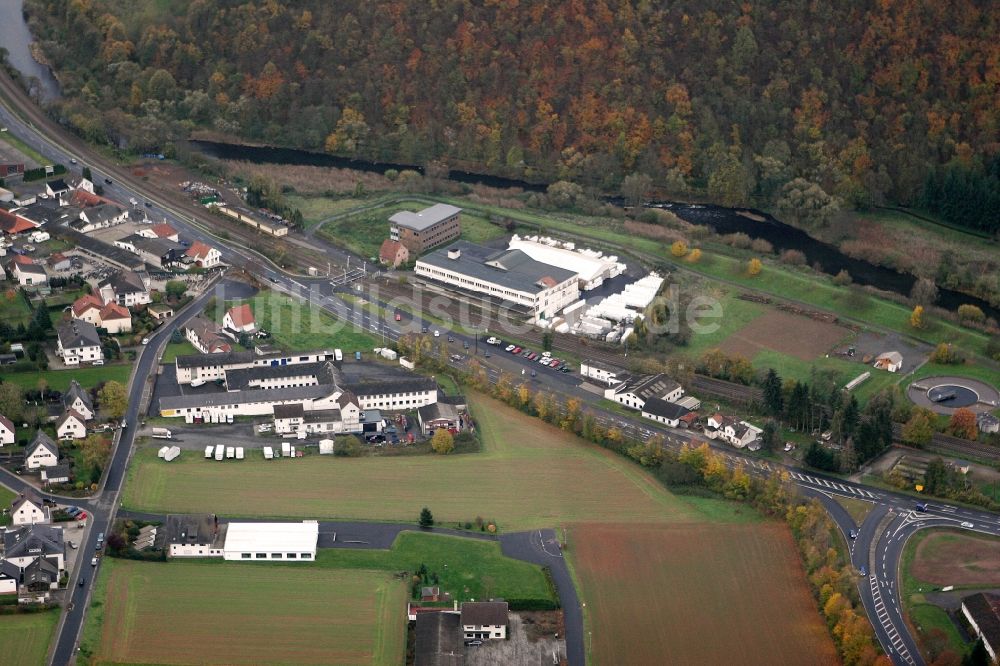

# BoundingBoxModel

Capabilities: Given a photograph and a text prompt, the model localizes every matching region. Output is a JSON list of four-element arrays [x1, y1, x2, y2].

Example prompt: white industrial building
[[160, 353, 438, 423], [223, 522, 318, 561], [605, 374, 684, 411], [507, 235, 625, 291], [583, 273, 665, 323], [415, 241, 580, 323]]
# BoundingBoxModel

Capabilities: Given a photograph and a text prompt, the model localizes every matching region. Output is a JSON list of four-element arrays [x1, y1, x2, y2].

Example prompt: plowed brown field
[[719, 309, 849, 360], [569, 523, 839, 666]]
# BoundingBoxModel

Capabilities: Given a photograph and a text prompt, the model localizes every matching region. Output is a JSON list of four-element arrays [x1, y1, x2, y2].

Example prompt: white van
[[189, 378, 206, 388]]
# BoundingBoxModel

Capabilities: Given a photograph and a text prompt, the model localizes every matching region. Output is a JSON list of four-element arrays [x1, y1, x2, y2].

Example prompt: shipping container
[[263, 446, 274, 460], [235, 447, 244, 460], [151, 427, 172, 439], [204, 446, 214, 459], [214, 445, 225, 461], [226, 446, 235, 459]]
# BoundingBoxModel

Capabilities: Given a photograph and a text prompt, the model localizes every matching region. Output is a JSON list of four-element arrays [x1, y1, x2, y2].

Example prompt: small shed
[[318, 439, 334, 455]]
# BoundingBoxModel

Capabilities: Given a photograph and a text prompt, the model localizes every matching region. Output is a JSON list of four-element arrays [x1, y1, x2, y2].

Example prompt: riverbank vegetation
[[23, 1, 999, 237]]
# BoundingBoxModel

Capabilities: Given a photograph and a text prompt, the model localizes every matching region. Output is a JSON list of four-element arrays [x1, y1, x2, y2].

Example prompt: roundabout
[[907, 375, 1000, 415]]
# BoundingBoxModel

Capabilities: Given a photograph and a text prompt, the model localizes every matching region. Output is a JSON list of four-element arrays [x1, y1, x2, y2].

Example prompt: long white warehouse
[[223, 521, 319, 562]]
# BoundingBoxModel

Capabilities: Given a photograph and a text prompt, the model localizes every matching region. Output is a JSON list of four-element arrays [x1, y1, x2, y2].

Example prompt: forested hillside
[[22, 0, 1000, 232]]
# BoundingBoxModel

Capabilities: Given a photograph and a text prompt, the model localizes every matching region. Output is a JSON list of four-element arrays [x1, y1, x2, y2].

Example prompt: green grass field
[[125, 393, 748, 528], [315, 531, 554, 604], [0, 291, 33, 326], [316, 200, 505, 259], [81, 557, 406, 665], [0, 364, 131, 392], [159, 340, 199, 364], [249, 291, 379, 352], [909, 362, 1000, 386], [286, 195, 366, 229], [0, 610, 60, 666]]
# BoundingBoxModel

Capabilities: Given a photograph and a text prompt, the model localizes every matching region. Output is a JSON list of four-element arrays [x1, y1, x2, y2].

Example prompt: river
[[191, 139, 998, 320], [0, 0, 60, 102]]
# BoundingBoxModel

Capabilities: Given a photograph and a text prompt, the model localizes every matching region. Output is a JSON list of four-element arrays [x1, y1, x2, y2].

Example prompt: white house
[[98, 302, 132, 334], [873, 351, 903, 373], [641, 397, 692, 428], [71, 294, 104, 326], [272, 396, 362, 435], [63, 380, 94, 420], [10, 256, 47, 286], [2, 524, 65, 589], [24, 431, 59, 469], [136, 223, 180, 242], [186, 316, 232, 354], [98, 270, 151, 307], [0, 414, 14, 446], [461, 601, 509, 641], [56, 410, 88, 441], [605, 374, 684, 411], [186, 241, 221, 268], [56, 320, 103, 366], [415, 241, 580, 323], [0, 568, 16, 595], [580, 360, 628, 387], [74, 203, 127, 233], [222, 521, 318, 561], [164, 514, 224, 558], [11, 494, 50, 526], [706, 414, 762, 449], [223, 303, 256, 333]]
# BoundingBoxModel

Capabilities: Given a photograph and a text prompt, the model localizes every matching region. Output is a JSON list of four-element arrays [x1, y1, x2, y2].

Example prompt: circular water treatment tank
[[927, 384, 979, 408]]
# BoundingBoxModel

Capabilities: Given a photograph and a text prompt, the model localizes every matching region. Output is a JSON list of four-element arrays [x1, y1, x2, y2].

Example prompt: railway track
[[891, 424, 1000, 463], [0, 70, 334, 274]]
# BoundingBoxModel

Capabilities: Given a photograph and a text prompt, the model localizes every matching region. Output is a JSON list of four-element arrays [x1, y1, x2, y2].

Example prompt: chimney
[[447, 248, 461, 260]]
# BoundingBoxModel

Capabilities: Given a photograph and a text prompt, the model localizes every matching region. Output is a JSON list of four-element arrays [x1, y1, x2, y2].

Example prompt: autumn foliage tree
[[947, 408, 978, 440]]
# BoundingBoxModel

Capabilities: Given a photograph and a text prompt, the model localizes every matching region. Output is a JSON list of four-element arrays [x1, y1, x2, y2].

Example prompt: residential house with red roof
[[378, 239, 409, 268], [185, 241, 221, 268], [223, 304, 256, 333]]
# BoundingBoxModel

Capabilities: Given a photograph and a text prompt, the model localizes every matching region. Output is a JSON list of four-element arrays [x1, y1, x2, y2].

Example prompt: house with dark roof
[[223, 303, 256, 333], [56, 410, 88, 441], [63, 379, 94, 420], [2, 524, 66, 589], [114, 234, 185, 268], [460, 601, 509, 640], [185, 316, 232, 354], [605, 373, 683, 411], [641, 397, 692, 427], [961, 593, 1000, 662], [0, 413, 14, 446], [11, 493, 50, 526], [24, 431, 59, 469], [379, 238, 410, 268], [414, 611, 464, 666], [98, 270, 151, 307], [417, 402, 463, 434], [10, 255, 47, 286], [56, 319, 103, 366], [41, 464, 71, 486], [163, 514, 225, 558], [72, 203, 126, 233], [415, 240, 579, 322], [44, 179, 70, 198]]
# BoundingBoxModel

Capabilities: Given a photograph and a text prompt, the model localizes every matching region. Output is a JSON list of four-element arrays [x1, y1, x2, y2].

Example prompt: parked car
[[69, 541, 77, 549], [395, 312, 402, 321], [549, 361, 561, 370], [542, 351, 552, 358], [78, 576, 85, 587], [141, 338, 150, 345], [433, 330, 440, 337], [505, 345, 516, 352], [512, 346, 522, 354], [91, 557, 98, 566], [521, 349, 532, 357], [76, 512, 87, 521]]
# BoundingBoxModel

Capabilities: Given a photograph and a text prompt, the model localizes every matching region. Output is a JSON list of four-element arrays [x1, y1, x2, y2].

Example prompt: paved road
[[48, 283, 219, 665]]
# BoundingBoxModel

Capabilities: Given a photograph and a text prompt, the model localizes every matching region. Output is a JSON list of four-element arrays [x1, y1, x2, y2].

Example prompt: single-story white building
[[223, 521, 319, 562]]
